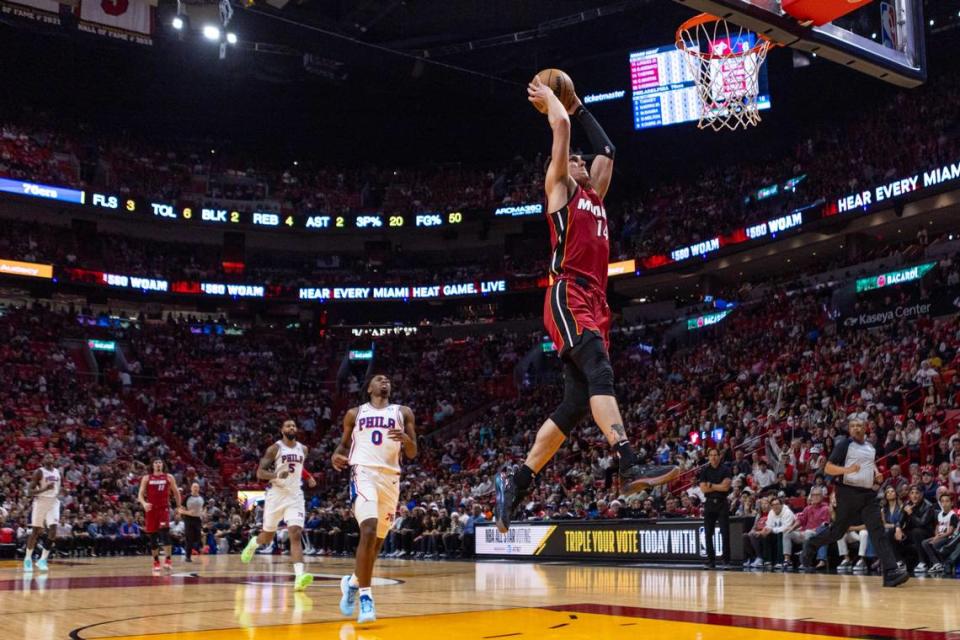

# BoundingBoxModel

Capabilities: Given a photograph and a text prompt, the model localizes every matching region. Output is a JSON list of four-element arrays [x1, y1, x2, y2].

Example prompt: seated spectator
[[169, 513, 185, 552], [893, 486, 935, 570], [918, 493, 958, 575], [764, 497, 796, 570], [743, 497, 771, 568], [880, 464, 909, 498], [880, 485, 903, 544], [783, 489, 830, 570], [837, 524, 874, 573], [918, 469, 939, 503], [753, 460, 776, 491]]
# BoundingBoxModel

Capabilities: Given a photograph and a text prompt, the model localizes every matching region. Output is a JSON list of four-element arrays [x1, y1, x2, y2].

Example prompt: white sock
[[359, 587, 372, 599], [40, 549, 49, 560], [25, 546, 35, 557], [349, 574, 359, 588], [294, 562, 304, 577]]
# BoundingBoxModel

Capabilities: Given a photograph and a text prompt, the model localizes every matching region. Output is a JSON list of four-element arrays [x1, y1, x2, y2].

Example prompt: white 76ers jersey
[[36, 468, 61, 498], [349, 403, 403, 474], [270, 440, 306, 496]]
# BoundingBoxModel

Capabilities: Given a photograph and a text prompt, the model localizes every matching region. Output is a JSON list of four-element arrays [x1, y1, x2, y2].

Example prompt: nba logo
[[698, 526, 724, 557]]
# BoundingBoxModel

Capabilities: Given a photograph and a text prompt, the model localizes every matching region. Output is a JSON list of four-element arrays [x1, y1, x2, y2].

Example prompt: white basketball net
[[677, 15, 774, 132]]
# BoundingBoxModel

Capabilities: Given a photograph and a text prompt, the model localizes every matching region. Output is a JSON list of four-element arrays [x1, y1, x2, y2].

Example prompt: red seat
[[0, 528, 14, 544]]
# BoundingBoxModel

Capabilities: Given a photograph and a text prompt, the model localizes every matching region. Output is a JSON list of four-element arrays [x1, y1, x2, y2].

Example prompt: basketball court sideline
[[3, 556, 958, 640]]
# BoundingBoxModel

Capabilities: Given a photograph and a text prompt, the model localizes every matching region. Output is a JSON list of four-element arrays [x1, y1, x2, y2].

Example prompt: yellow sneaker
[[294, 572, 314, 591]]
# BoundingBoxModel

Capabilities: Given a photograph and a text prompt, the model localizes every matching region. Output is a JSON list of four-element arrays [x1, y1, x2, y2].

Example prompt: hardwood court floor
[[1, 555, 958, 639]]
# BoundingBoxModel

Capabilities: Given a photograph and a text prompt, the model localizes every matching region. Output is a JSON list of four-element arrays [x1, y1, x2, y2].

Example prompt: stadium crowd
[[2, 246, 959, 574], [3, 62, 960, 570]]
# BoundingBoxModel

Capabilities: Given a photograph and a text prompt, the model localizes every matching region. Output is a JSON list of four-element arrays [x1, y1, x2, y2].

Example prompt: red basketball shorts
[[145, 507, 170, 533], [543, 278, 611, 356]]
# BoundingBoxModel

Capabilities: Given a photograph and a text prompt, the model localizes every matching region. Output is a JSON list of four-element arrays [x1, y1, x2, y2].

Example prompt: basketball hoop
[[676, 13, 777, 132]]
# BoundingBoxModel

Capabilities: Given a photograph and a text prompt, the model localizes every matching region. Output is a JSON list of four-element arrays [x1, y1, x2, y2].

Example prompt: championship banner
[[78, 0, 153, 45], [476, 518, 749, 563], [0, 0, 62, 25]]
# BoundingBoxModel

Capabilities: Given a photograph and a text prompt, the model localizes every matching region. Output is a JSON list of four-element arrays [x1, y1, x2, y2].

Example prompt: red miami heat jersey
[[547, 184, 609, 292], [144, 473, 171, 532]]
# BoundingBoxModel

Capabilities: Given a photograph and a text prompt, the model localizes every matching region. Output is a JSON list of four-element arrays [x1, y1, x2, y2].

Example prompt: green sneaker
[[294, 572, 314, 591], [240, 538, 258, 564]]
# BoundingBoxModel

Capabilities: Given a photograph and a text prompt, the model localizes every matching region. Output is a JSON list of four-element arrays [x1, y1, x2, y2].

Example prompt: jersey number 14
[[596, 218, 608, 239]]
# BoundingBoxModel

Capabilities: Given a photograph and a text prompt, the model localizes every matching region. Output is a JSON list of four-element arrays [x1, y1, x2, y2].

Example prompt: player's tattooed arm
[[332, 408, 357, 471], [257, 444, 281, 481]]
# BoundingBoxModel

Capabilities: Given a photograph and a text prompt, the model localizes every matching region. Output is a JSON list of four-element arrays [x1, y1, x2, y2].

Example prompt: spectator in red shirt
[[783, 489, 831, 569]]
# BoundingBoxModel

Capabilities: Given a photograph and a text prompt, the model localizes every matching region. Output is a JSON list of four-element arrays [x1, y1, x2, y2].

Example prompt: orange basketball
[[533, 68, 576, 114]]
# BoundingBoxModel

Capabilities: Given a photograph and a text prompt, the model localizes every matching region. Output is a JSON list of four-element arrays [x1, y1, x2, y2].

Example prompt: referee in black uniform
[[698, 448, 732, 569], [801, 419, 909, 587]]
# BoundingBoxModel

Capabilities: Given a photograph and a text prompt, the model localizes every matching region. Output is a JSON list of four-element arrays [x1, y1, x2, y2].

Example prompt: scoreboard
[[629, 42, 771, 130], [1, 174, 540, 235], [86, 194, 468, 232]]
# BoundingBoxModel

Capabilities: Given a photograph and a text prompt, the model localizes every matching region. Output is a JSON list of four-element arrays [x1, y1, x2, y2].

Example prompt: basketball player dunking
[[240, 419, 317, 592], [138, 459, 182, 574], [495, 77, 680, 533], [332, 374, 417, 625], [23, 454, 61, 572]]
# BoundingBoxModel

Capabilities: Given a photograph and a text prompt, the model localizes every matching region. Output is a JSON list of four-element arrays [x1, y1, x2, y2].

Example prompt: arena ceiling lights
[[172, 0, 238, 57]]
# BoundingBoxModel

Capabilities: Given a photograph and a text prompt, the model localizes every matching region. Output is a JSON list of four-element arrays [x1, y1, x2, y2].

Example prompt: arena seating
[[2, 243, 959, 570]]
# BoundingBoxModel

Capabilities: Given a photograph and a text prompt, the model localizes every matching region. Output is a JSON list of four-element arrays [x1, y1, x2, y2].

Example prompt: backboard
[[671, 0, 926, 87]]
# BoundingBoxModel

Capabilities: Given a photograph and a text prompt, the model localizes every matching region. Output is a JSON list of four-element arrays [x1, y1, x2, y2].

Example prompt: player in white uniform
[[240, 419, 317, 591], [24, 454, 61, 572], [333, 374, 417, 624]]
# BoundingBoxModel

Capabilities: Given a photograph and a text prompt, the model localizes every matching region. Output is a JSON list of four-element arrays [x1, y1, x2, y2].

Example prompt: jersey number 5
[[371, 431, 383, 446]]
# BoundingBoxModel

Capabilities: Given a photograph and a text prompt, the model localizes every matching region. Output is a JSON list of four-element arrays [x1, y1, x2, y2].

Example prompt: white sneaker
[[929, 563, 944, 575], [915, 563, 927, 574], [837, 559, 852, 572], [853, 559, 867, 571], [751, 558, 764, 568]]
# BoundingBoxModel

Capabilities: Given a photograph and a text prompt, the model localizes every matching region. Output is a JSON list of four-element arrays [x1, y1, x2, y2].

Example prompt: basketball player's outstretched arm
[[332, 408, 357, 471], [389, 406, 418, 459], [572, 99, 615, 199], [528, 76, 575, 211], [257, 444, 284, 481]]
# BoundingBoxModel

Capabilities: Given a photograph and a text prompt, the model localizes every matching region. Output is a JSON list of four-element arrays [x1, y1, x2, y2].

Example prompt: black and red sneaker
[[619, 464, 680, 495], [494, 470, 524, 534]]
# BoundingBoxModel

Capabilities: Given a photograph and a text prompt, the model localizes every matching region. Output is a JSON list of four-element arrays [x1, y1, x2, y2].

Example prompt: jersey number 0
[[371, 431, 383, 446]]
